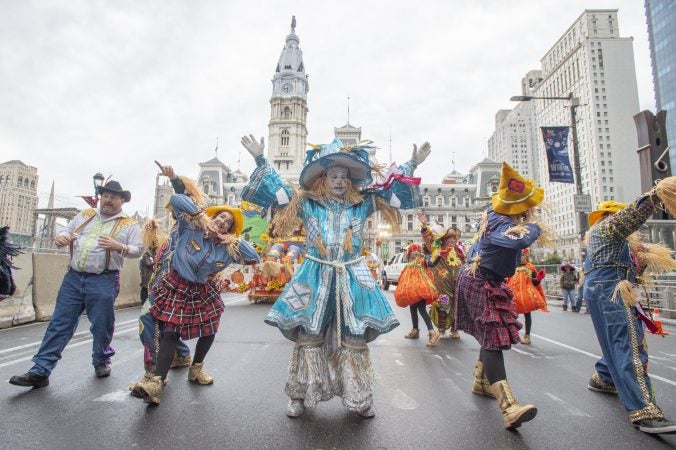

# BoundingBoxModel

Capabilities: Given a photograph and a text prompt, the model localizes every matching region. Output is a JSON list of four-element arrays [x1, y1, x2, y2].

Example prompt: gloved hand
[[536, 269, 546, 282], [411, 142, 431, 165], [241, 134, 265, 159]]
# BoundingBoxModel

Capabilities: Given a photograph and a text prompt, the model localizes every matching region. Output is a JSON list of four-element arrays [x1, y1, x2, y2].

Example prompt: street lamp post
[[92, 172, 105, 204], [377, 223, 391, 263], [510, 93, 589, 263]]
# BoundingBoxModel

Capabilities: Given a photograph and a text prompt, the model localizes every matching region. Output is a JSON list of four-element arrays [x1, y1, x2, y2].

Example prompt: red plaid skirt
[[455, 267, 522, 350], [150, 270, 224, 340]]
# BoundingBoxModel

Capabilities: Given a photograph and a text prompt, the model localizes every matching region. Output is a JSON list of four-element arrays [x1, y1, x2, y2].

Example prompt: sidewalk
[[545, 299, 676, 328]]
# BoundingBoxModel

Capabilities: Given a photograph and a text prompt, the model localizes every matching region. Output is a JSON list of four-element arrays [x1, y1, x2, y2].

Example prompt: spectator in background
[[575, 271, 588, 314], [559, 263, 578, 311]]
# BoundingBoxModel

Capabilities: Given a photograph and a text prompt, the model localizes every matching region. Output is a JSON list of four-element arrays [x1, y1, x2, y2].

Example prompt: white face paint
[[325, 166, 349, 197]]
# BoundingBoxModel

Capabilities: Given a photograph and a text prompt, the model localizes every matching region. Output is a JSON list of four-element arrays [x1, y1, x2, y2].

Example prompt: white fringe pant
[[285, 335, 374, 412]]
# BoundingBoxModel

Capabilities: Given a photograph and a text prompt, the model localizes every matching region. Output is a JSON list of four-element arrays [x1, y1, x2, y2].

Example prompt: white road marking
[[432, 354, 447, 367], [390, 388, 419, 410], [511, 347, 541, 358], [532, 333, 676, 386], [545, 393, 590, 417], [0, 318, 139, 355], [0, 326, 137, 369], [394, 359, 405, 366], [93, 390, 130, 402]]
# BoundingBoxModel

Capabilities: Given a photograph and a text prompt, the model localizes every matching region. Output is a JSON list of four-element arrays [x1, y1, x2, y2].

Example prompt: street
[[1, 291, 675, 450]]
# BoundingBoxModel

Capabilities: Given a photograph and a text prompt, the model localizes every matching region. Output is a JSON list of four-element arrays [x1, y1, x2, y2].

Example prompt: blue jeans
[[562, 289, 576, 307], [30, 270, 118, 377], [139, 310, 190, 372], [586, 276, 661, 419]]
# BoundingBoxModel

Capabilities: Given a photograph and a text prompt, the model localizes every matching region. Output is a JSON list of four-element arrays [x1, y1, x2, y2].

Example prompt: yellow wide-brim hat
[[588, 201, 627, 227], [204, 205, 244, 236], [491, 162, 544, 215]]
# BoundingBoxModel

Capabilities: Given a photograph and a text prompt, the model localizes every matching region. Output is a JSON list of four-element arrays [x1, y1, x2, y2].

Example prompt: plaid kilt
[[149, 270, 224, 340], [455, 267, 522, 350]]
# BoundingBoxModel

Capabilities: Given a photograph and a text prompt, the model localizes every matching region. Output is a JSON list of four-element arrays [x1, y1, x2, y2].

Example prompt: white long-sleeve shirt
[[59, 208, 143, 274]]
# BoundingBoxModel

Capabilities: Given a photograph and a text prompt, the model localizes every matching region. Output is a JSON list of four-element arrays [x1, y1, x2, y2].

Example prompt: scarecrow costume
[[240, 136, 427, 418], [457, 162, 545, 429], [583, 176, 676, 434], [131, 183, 259, 405], [420, 223, 465, 341], [505, 249, 547, 345]]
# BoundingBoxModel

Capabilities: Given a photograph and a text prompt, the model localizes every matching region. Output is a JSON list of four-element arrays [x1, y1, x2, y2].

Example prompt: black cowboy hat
[[96, 180, 131, 202]]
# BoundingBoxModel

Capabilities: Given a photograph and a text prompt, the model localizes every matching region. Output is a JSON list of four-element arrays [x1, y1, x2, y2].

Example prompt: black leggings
[[523, 312, 532, 335], [479, 348, 507, 384], [409, 299, 434, 331], [155, 332, 215, 380]]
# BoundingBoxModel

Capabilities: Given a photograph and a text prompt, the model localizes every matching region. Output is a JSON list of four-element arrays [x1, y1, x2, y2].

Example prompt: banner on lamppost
[[541, 126, 574, 184]]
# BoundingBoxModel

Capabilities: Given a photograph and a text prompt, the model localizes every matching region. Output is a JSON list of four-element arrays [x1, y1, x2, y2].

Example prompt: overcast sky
[[0, 0, 654, 215]]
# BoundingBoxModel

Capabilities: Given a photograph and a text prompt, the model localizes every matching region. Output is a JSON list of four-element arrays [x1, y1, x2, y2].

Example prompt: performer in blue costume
[[240, 134, 431, 418]]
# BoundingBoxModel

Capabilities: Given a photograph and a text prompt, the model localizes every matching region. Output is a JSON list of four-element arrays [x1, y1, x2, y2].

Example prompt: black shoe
[[94, 364, 111, 378], [9, 372, 49, 388], [572, 307, 578, 312], [636, 418, 676, 434], [562, 305, 568, 311]]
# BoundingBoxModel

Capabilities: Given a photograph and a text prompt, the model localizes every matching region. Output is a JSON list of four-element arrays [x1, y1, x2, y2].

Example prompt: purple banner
[[541, 126, 574, 184]]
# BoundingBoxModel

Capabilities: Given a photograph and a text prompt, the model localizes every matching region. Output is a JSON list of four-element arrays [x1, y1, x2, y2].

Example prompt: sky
[[0, 0, 655, 216]]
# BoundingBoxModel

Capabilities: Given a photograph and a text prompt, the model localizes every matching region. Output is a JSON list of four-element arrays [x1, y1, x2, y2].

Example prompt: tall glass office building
[[645, 0, 676, 168]]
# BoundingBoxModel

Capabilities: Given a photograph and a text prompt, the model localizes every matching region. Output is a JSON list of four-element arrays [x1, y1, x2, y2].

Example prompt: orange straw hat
[[204, 205, 244, 236], [491, 162, 544, 215], [587, 200, 627, 227]]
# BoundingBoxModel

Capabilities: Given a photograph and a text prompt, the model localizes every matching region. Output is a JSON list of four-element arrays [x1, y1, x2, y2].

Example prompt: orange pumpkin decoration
[[231, 271, 244, 284]]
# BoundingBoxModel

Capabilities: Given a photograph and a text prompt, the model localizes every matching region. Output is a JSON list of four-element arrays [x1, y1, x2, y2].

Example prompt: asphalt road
[[1, 291, 675, 450]]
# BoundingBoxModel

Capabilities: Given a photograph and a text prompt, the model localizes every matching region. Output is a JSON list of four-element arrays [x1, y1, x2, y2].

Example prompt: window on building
[[436, 196, 443, 207], [17, 176, 22, 187], [407, 214, 414, 231], [281, 129, 290, 146], [423, 196, 430, 207]]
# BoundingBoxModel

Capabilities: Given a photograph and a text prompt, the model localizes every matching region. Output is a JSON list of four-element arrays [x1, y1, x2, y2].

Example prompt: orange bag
[[394, 259, 439, 308], [507, 262, 547, 314]]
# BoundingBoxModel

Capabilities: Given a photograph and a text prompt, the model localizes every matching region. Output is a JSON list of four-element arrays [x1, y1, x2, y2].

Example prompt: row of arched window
[[0, 175, 35, 190]]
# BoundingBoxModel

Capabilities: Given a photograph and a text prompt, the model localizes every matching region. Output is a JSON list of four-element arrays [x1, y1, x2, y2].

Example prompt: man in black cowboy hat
[[10, 179, 143, 388]]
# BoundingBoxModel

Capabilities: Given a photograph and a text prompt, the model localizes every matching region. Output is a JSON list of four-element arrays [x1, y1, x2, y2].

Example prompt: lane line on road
[[545, 393, 591, 417], [0, 318, 139, 355], [511, 347, 541, 359], [532, 333, 676, 386], [0, 326, 137, 369]]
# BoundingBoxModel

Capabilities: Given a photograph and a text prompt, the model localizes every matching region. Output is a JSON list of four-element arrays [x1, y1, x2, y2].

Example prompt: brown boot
[[427, 330, 441, 347], [471, 361, 495, 398], [404, 329, 420, 339], [170, 353, 192, 368], [130, 373, 163, 405], [490, 380, 537, 429], [188, 362, 214, 385], [521, 335, 531, 345]]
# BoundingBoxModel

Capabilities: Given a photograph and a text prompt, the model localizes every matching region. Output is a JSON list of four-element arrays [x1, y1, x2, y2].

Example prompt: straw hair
[[468, 255, 482, 277], [142, 218, 168, 252], [374, 196, 402, 233], [315, 235, 328, 258], [611, 279, 638, 307], [654, 176, 676, 217], [178, 176, 210, 208], [343, 226, 354, 254], [627, 232, 676, 274]]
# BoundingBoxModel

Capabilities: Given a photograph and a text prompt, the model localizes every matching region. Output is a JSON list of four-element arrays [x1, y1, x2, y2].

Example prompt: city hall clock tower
[[268, 16, 309, 181]]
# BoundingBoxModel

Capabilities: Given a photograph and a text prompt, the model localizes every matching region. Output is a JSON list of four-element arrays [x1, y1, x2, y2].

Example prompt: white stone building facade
[[0, 160, 39, 246]]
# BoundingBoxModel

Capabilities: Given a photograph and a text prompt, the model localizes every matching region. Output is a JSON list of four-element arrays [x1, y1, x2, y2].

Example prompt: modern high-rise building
[[645, 0, 676, 169], [533, 9, 641, 262], [0, 160, 39, 246]]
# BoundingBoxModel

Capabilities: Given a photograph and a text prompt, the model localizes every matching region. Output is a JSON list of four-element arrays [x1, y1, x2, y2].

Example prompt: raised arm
[[239, 134, 294, 209]]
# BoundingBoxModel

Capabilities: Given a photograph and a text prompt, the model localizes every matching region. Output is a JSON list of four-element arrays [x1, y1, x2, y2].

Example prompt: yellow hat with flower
[[491, 162, 544, 215], [588, 201, 627, 227], [204, 205, 244, 236]]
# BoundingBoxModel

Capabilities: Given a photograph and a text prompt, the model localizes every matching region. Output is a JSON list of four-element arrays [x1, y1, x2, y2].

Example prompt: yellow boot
[[130, 373, 163, 405], [471, 361, 496, 398], [490, 380, 537, 429], [188, 362, 214, 385]]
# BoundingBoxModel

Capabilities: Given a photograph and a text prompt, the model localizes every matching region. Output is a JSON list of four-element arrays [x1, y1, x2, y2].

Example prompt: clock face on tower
[[281, 83, 293, 94]]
